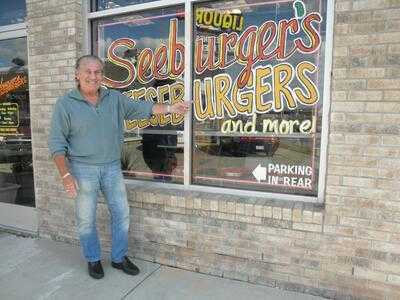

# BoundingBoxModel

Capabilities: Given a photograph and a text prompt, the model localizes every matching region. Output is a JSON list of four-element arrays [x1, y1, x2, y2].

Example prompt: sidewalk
[[0, 232, 326, 300]]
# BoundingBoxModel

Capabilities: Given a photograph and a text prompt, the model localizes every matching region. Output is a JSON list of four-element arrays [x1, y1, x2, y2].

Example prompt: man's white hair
[[75, 55, 104, 70]]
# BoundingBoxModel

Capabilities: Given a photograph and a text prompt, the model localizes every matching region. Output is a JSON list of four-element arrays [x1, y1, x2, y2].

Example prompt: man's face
[[75, 59, 103, 94]]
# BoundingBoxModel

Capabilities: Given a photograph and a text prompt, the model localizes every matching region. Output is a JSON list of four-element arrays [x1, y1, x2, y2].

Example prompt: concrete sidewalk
[[0, 232, 326, 300]]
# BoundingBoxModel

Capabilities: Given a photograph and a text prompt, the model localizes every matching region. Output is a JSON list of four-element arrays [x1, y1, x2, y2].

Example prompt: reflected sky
[[0, 0, 26, 26], [99, 9, 184, 47], [94, 7, 184, 91], [95, 0, 158, 11], [0, 38, 27, 71]]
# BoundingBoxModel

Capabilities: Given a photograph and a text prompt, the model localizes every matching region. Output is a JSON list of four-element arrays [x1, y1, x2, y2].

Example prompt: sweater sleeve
[[118, 92, 154, 120], [48, 99, 70, 157]]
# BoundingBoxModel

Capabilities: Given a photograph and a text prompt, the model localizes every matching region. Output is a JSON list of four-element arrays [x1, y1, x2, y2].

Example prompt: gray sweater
[[48, 87, 153, 164]]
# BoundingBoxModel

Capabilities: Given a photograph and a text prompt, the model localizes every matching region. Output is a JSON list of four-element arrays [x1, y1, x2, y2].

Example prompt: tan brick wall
[[27, 0, 400, 299], [323, 0, 400, 298]]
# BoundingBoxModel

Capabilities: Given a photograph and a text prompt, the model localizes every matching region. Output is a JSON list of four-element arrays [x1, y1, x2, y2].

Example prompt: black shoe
[[88, 260, 104, 279], [111, 256, 140, 275]]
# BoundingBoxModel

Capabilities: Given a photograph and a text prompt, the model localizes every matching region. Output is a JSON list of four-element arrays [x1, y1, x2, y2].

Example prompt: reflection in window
[[93, 6, 185, 183], [93, 0, 159, 11], [0, 37, 34, 207], [191, 0, 328, 196], [0, 0, 26, 26]]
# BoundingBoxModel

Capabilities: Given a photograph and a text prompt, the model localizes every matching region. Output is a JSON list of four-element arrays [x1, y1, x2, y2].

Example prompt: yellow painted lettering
[[273, 63, 296, 111], [295, 61, 318, 105], [214, 74, 235, 118], [193, 78, 215, 120], [255, 66, 272, 113], [170, 82, 185, 125]]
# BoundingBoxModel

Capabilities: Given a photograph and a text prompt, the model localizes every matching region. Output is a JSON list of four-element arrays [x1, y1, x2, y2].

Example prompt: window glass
[[93, 6, 185, 183], [0, 37, 34, 207], [93, 0, 159, 11], [0, 0, 26, 26], [192, 0, 328, 196]]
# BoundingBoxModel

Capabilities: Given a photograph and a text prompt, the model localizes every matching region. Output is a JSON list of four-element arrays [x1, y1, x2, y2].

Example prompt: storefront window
[[0, 37, 34, 206], [0, 0, 26, 27], [191, 0, 327, 196], [90, 0, 331, 199], [93, 6, 185, 183], [93, 0, 159, 11]]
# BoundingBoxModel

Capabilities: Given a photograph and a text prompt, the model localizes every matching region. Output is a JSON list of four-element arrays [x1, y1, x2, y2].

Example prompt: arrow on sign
[[252, 164, 267, 182]]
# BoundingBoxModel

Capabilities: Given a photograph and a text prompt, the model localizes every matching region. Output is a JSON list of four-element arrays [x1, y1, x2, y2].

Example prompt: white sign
[[252, 163, 313, 189]]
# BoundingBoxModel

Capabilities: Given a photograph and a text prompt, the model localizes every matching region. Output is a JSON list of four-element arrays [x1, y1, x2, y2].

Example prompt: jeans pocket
[[70, 162, 100, 190]]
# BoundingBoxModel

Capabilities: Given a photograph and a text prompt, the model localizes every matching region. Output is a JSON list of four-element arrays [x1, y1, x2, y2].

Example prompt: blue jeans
[[70, 160, 129, 263]]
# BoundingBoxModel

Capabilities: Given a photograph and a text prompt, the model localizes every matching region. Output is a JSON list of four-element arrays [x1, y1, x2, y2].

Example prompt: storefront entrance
[[0, 1, 37, 233]]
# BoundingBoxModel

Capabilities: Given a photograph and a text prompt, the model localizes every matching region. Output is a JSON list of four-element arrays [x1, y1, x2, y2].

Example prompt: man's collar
[[99, 86, 110, 100], [69, 86, 110, 102]]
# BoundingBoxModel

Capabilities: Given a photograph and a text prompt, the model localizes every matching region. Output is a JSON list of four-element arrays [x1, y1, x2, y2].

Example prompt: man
[[48, 55, 189, 279]]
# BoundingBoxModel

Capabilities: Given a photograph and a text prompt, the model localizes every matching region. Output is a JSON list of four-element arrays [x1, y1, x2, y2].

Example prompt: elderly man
[[48, 55, 189, 279]]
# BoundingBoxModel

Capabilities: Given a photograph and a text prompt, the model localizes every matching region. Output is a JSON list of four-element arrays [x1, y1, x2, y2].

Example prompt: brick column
[[26, 0, 84, 239], [323, 0, 400, 298]]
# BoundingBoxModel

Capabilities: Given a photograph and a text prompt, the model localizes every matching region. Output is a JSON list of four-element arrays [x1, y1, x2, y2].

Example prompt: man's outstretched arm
[[152, 102, 191, 115]]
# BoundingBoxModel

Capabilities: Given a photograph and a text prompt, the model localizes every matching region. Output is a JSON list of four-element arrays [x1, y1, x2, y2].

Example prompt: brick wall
[[322, 0, 400, 297], [27, 0, 400, 299]]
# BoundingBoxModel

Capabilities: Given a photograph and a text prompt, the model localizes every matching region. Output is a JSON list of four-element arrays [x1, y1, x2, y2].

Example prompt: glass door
[[0, 0, 37, 233]]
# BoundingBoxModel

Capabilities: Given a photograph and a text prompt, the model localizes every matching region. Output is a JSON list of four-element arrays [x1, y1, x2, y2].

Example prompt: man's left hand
[[170, 102, 191, 114]]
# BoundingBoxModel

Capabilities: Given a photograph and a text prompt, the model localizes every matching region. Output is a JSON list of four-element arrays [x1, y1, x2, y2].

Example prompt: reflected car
[[219, 136, 280, 157]]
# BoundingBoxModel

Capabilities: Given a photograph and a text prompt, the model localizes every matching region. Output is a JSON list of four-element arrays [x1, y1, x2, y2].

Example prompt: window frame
[[0, 22, 28, 138], [0, 23, 26, 40], [85, 0, 335, 204]]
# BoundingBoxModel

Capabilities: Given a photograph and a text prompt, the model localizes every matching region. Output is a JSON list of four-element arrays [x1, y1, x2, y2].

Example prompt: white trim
[[0, 28, 26, 41], [0, 23, 26, 34], [188, 184, 318, 203], [125, 180, 319, 203], [183, 1, 193, 186], [82, 0, 90, 55], [317, 0, 335, 203], [26, 11, 37, 219], [88, 0, 185, 20], [0, 203, 38, 233]]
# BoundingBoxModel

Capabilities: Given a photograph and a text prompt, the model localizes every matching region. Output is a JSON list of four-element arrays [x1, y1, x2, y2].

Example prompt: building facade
[[0, 0, 399, 299]]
